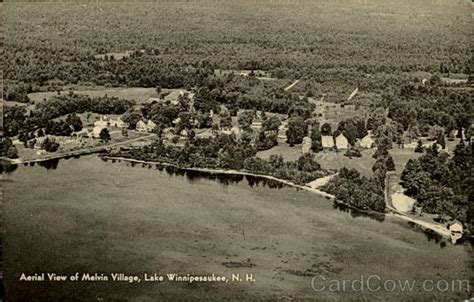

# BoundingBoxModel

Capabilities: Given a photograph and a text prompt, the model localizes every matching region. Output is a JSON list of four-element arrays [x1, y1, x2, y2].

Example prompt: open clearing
[[28, 87, 159, 104]]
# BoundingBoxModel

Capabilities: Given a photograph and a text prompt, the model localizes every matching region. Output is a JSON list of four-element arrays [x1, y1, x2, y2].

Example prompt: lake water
[[2, 156, 472, 300]]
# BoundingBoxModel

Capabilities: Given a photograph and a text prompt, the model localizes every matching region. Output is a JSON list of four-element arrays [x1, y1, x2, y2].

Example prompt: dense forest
[[3, 1, 472, 102], [401, 141, 473, 233]]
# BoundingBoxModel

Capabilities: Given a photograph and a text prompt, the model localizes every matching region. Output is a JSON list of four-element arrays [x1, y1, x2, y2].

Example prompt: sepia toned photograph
[[0, 0, 473, 301]]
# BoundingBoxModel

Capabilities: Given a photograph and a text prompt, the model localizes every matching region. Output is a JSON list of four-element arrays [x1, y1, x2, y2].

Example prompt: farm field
[[3, 156, 472, 301], [28, 87, 159, 104]]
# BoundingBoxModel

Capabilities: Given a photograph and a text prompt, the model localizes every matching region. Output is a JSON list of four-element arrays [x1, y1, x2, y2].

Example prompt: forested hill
[[4, 0, 472, 96]]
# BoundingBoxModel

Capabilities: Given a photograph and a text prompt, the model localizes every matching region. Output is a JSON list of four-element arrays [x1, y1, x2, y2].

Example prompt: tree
[[262, 116, 281, 133], [414, 139, 424, 153], [286, 116, 307, 145], [122, 111, 143, 130], [66, 113, 83, 132], [99, 128, 111, 141], [367, 107, 386, 130], [41, 137, 60, 152], [310, 129, 323, 152], [321, 123, 332, 136], [238, 110, 254, 130], [6, 145, 19, 159], [219, 107, 233, 129], [0, 137, 13, 156], [297, 153, 320, 172], [342, 120, 358, 147]]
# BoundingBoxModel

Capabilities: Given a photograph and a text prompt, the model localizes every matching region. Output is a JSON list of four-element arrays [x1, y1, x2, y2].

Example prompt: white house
[[422, 142, 444, 152], [91, 125, 106, 138], [136, 120, 148, 132], [302, 136, 312, 153], [335, 133, 349, 149], [359, 133, 375, 149], [321, 135, 335, 148], [109, 117, 126, 128], [137, 119, 157, 132], [222, 126, 241, 136], [94, 116, 110, 127], [250, 121, 262, 131], [147, 120, 157, 131], [447, 221, 463, 244], [278, 124, 288, 140]]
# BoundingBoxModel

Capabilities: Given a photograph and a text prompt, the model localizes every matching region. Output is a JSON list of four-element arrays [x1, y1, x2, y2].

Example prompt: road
[[283, 79, 300, 91], [7, 133, 156, 165]]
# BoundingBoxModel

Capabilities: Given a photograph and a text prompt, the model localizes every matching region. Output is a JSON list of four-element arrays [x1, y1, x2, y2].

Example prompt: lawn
[[28, 87, 160, 104], [257, 145, 377, 177]]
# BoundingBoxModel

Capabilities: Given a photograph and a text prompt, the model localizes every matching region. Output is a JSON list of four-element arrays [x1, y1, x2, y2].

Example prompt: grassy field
[[257, 145, 377, 177], [3, 156, 472, 301], [28, 87, 159, 104]]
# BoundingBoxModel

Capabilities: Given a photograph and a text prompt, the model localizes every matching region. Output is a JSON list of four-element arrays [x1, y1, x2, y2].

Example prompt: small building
[[301, 136, 312, 153], [94, 116, 110, 127], [91, 125, 106, 138], [278, 124, 288, 140], [109, 117, 126, 128], [422, 142, 444, 152], [74, 129, 90, 138], [147, 120, 157, 131], [403, 141, 418, 149], [359, 133, 375, 149], [335, 133, 349, 150], [222, 126, 240, 136], [321, 135, 335, 149], [447, 220, 463, 244], [250, 121, 262, 131], [136, 120, 156, 132], [136, 120, 148, 132]]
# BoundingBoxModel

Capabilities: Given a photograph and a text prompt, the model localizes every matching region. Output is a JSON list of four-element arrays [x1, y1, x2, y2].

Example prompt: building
[[222, 126, 241, 137], [301, 136, 312, 153], [422, 142, 445, 152], [74, 129, 90, 138], [278, 124, 288, 141], [136, 120, 156, 132], [91, 126, 106, 138], [321, 135, 335, 149], [109, 117, 126, 128], [147, 120, 157, 131], [447, 221, 463, 244], [94, 116, 110, 127], [359, 133, 375, 149], [250, 121, 262, 131], [335, 133, 349, 149]]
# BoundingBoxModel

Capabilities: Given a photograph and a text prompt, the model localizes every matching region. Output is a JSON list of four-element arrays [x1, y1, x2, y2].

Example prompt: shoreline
[[101, 155, 336, 199], [102, 155, 455, 242]]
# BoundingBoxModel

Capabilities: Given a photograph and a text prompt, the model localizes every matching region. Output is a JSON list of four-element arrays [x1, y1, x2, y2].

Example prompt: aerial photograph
[[1, 0, 473, 301]]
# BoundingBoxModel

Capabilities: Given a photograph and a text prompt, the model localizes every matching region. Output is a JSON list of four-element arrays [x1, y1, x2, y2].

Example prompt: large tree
[[286, 116, 307, 145]]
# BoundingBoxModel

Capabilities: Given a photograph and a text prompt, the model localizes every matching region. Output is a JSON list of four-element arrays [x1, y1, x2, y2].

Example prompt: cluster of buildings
[[136, 119, 157, 132], [89, 116, 127, 138]]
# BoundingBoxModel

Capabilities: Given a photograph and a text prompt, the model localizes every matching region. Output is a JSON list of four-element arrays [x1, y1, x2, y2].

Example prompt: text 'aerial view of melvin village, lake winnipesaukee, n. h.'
[[0, 1, 473, 301]]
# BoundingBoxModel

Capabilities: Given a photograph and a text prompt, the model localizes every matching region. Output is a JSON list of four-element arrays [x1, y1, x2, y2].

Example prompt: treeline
[[110, 134, 330, 185], [193, 75, 314, 115], [387, 76, 472, 136], [401, 141, 473, 233], [3, 95, 134, 137], [320, 167, 385, 212], [5, 1, 471, 98], [36, 94, 134, 120]]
